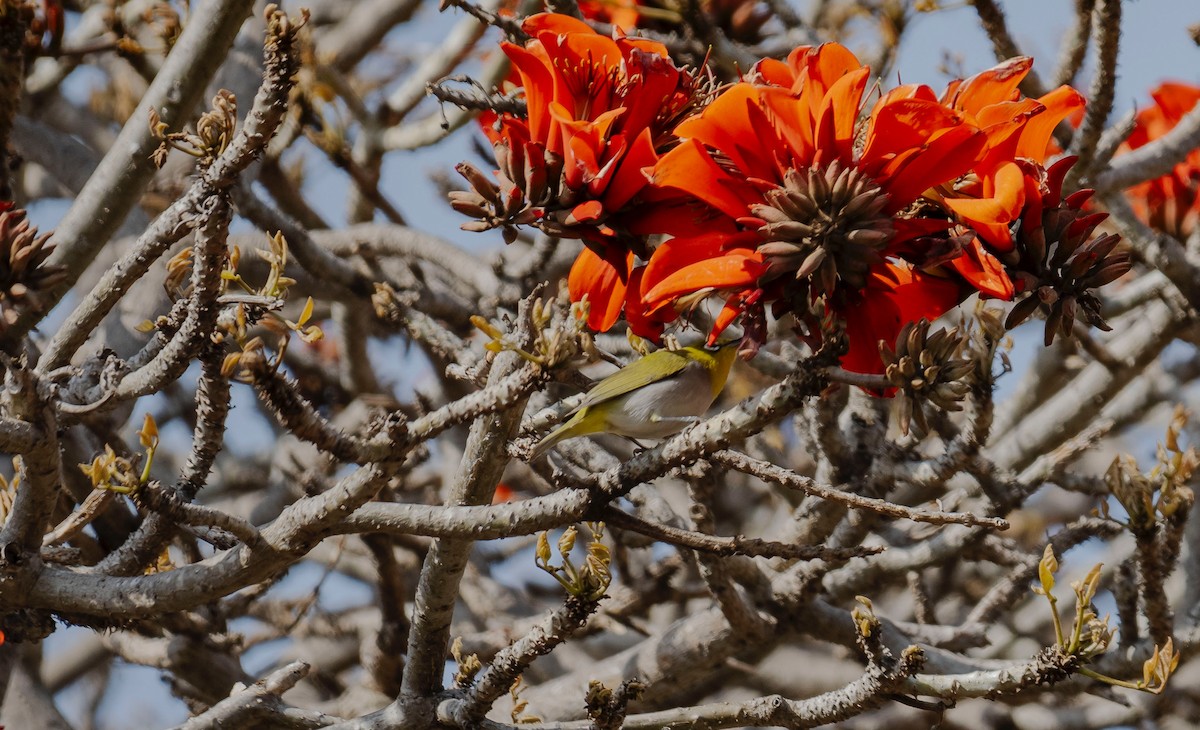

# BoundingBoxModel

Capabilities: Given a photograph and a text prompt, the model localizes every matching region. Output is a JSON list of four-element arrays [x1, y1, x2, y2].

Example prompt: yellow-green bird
[[529, 341, 740, 460]]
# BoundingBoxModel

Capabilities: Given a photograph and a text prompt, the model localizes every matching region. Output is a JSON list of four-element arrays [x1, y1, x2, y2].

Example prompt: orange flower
[[941, 58, 1085, 184], [935, 58, 1086, 298], [1120, 82, 1200, 239], [452, 13, 701, 334], [639, 43, 986, 372]]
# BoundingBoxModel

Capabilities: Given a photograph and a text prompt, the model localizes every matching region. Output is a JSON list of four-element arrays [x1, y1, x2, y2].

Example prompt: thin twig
[[969, 0, 1047, 99], [1067, 0, 1122, 183], [447, 596, 601, 725], [1051, 0, 1095, 88], [38, 6, 304, 372], [711, 450, 1008, 529], [602, 506, 884, 562], [169, 661, 336, 730], [12, 0, 258, 345]]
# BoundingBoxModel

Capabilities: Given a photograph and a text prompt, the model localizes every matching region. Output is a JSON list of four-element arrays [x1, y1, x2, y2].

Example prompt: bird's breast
[[601, 365, 714, 439]]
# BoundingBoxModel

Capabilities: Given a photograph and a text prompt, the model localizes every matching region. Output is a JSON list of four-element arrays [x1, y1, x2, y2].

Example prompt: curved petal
[[625, 198, 739, 238], [942, 160, 1026, 249], [643, 250, 765, 308], [674, 84, 776, 181], [624, 264, 675, 339], [711, 296, 747, 339], [569, 199, 606, 225], [650, 139, 759, 221], [811, 43, 863, 80], [1150, 83, 1200, 117], [949, 237, 1015, 300], [754, 57, 796, 88], [523, 12, 597, 36], [879, 84, 938, 105], [803, 43, 864, 98], [758, 86, 815, 166], [502, 41, 555, 148], [1015, 85, 1086, 161], [862, 98, 969, 167], [619, 35, 671, 58], [617, 49, 682, 137], [642, 230, 762, 295], [602, 127, 657, 212], [975, 97, 1043, 131], [946, 56, 1032, 111], [880, 126, 987, 211], [974, 99, 1046, 171], [814, 66, 870, 167], [569, 245, 634, 332]]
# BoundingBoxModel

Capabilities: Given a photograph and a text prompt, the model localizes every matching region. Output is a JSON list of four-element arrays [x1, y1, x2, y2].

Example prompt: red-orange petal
[[674, 84, 776, 182], [569, 245, 633, 331], [643, 250, 764, 308], [623, 264, 674, 340], [946, 56, 1033, 111], [522, 12, 596, 36], [949, 237, 1015, 300], [755, 57, 795, 88], [642, 230, 762, 295], [881, 126, 987, 210], [711, 296, 747, 339], [651, 139, 758, 221], [570, 199, 605, 225], [1150, 82, 1200, 118], [1015, 85, 1086, 161], [758, 87, 815, 165], [862, 98, 967, 167], [805, 43, 865, 98], [617, 49, 682, 137], [625, 198, 738, 238], [879, 84, 938, 106], [602, 127, 657, 212], [814, 66, 870, 167], [502, 42, 555, 148], [943, 160, 1026, 249]]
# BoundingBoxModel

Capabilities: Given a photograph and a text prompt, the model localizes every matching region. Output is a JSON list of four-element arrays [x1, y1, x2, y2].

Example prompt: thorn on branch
[[429, 76, 526, 116], [439, 0, 528, 41], [602, 505, 883, 562]]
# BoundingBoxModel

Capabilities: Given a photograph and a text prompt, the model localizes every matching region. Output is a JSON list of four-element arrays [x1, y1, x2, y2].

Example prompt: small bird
[[529, 341, 739, 460]]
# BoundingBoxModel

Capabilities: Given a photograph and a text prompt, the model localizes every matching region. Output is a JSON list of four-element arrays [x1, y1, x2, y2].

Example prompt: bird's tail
[[528, 422, 571, 462], [528, 413, 588, 461]]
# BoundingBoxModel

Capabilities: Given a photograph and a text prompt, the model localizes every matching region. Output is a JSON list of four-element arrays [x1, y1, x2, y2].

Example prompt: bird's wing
[[575, 349, 693, 411]]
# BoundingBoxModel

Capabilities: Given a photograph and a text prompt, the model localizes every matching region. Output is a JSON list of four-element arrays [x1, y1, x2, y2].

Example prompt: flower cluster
[[454, 14, 1133, 377], [456, 13, 706, 335]]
